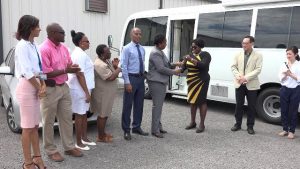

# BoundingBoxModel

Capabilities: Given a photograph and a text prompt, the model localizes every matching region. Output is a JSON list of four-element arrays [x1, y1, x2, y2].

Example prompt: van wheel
[[6, 103, 22, 133], [256, 88, 281, 124], [144, 80, 151, 99]]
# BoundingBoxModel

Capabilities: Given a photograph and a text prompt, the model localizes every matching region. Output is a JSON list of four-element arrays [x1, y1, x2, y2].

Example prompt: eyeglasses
[[81, 40, 90, 43], [191, 46, 199, 49], [242, 42, 251, 45]]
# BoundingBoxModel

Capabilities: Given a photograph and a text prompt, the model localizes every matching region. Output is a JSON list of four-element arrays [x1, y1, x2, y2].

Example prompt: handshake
[[172, 61, 184, 76]]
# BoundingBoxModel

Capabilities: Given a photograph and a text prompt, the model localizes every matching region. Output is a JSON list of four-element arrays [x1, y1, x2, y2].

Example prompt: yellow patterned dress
[[185, 52, 211, 104]]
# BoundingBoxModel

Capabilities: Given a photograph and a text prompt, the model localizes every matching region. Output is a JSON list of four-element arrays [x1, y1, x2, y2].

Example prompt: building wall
[[1, 0, 216, 59]]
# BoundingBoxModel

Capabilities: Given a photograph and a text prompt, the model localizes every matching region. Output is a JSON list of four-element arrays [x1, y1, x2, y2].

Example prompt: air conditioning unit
[[222, 0, 292, 7]]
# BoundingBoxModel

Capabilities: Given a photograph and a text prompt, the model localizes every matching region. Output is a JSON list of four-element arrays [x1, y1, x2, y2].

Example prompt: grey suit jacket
[[231, 50, 263, 90], [146, 47, 175, 85]]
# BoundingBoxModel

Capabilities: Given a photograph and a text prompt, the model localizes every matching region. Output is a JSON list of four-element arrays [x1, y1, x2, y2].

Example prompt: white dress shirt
[[279, 60, 300, 88], [67, 47, 95, 90], [15, 39, 42, 79]]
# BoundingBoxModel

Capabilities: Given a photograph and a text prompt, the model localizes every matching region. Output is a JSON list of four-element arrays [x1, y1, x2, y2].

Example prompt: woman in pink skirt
[[15, 15, 46, 169]]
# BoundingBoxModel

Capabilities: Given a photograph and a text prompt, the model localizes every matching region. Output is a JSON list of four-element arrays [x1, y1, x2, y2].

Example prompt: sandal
[[185, 123, 196, 130], [32, 155, 47, 169], [22, 162, 35, 169], [105, 133, 113, 138], [97, 135, 113, 143]]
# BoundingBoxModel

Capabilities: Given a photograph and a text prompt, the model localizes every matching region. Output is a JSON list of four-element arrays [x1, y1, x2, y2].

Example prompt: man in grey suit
[[147, 34, 181, 138]]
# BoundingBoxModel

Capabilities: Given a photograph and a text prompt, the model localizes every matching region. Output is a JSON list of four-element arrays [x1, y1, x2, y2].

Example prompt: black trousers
[[279, 86, 300, 133], [234, 85, 257, 127]]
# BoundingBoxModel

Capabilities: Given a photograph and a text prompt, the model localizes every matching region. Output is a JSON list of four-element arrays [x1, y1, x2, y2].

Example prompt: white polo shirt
[[15, 39, 42, 79], [68, 47, 95, 90]]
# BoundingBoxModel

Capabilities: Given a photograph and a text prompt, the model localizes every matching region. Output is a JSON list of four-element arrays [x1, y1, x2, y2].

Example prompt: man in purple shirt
[[40, 23, 82, 162]]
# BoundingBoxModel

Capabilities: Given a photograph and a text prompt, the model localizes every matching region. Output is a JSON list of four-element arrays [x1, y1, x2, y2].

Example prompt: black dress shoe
[[185, 123, 196, 130], [152, 132, 164, 138], [159, 129, 168, 134], [124, 132, 131, 140], [231, 124, 241, 131], [247, 127, 255, 135], [196, 126, 205, 133], [132, 128, 149, 136]]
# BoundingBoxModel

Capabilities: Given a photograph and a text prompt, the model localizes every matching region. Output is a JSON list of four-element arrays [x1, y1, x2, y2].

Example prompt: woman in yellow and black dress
[[182, 38, 211, 133]]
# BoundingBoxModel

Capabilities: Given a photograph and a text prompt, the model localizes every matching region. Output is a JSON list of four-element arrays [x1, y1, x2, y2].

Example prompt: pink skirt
[[16, 78, 40, 128]]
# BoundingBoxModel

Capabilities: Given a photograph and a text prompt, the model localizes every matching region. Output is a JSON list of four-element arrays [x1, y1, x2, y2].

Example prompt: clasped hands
[[282, 69, 296, 81], [112, 58, 120, 70], [236, 75, 248, 84], [38, 83, 46, 98]]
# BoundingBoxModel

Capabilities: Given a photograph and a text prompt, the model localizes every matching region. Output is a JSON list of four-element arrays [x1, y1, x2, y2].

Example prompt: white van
[[112, 0, 300, 124]]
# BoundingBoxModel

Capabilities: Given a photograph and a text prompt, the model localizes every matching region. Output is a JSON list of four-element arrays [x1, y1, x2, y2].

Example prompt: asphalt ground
[[1, 89, 300, 169]]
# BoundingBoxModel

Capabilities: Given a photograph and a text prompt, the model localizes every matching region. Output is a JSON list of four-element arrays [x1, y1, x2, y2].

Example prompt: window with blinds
[[85, 0, 107, 13]]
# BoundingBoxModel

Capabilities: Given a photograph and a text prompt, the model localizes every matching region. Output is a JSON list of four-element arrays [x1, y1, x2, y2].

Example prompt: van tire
[[6, 102, 22, 133], [256, 88, 281, 124]]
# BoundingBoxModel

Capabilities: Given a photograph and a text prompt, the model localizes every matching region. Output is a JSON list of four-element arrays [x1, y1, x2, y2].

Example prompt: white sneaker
[[278, 131, 288, 137], [287, 132, 295, 139], [82, 140, 96, 146], [75, 144, 90, 151]]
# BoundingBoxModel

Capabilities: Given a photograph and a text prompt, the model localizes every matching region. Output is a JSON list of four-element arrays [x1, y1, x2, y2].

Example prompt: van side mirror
[[0, 66, 13, 75], [108, 35, 113, 48], [107, 35, 120, 55]]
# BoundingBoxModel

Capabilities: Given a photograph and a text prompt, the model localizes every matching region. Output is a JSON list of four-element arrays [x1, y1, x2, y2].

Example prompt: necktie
[[136, 44, 144, 74]]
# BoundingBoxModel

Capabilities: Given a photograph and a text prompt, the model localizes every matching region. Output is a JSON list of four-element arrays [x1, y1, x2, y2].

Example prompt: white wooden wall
[[1, 0, 215, 59]]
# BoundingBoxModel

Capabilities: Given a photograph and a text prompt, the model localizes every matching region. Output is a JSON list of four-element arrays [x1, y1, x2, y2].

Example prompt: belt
[[45, 79, 65, 87], [128, 73, 143, 77], [56, 83, 65, 87]]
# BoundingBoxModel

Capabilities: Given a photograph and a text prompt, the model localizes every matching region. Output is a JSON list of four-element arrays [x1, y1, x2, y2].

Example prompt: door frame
[[0, 0, 3, 64]]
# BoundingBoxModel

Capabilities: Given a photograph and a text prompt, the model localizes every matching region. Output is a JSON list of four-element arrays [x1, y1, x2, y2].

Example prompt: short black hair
[[71, 30, 85, 47], [154, 34, 166, 45], [244, 35, 255, 43], [192, 38, 205, 48], [16, 15, 39, 40], [96, 44, 108, 57]]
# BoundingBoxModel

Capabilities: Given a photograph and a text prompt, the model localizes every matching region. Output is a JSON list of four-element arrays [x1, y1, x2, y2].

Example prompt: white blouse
[[15, 39, 42, 79], [67, 47, 95, 90], [278, 60, 300, 88]]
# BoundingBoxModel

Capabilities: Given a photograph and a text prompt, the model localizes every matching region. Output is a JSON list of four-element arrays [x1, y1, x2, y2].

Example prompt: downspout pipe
[[0, 0, 3, 63], [159, 0, 163, 9]]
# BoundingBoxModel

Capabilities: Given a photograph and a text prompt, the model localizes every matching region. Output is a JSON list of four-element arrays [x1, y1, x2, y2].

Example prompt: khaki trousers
[[41, 84, 75, 155]]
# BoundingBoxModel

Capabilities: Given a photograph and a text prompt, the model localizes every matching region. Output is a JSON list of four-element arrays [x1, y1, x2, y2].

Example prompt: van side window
[[223, 10, 252, 47], [289, 6, 300, 47], [255, 7, 292, 48], [197, 12, 224, 47], [197, 10, 252, 47], [123, 20, 134, 46], [136, 16, 168, 46]]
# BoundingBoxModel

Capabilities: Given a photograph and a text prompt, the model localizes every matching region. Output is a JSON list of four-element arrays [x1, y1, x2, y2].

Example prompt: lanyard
[[33, 44, 42, 72]]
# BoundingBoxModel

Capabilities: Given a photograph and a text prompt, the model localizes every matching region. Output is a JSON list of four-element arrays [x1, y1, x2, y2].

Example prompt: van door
[[168, 19, 195, 96]]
